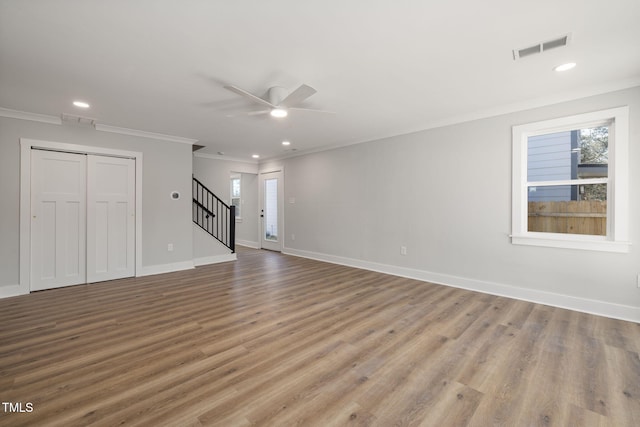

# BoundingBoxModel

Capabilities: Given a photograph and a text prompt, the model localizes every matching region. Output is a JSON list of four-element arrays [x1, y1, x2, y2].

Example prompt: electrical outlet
[[168, 243, 173, 252], [291, 234, 296, 241], [400, 246, 407, 255]]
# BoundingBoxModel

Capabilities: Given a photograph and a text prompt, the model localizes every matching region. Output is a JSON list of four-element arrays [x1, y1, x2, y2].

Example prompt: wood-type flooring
[[1, 247, 639, 426]]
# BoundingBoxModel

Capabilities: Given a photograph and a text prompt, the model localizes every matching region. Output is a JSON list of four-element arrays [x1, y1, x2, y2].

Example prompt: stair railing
[[192, 177, 235, 252]]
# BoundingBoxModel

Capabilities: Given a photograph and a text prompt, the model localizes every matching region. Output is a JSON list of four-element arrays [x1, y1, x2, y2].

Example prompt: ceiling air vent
[[513, 33, 571, 60]]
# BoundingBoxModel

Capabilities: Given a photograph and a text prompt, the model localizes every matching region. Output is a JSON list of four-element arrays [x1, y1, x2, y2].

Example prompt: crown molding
[[0, 107, 198, 145], [93, 124, 198, 145], [0, 107, 62, 125], [193, 151, 258, 164]]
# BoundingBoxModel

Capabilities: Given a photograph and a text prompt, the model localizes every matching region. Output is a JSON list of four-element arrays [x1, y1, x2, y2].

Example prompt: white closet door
[[87, 155, 135, 283], [31, 150, 87, 291]]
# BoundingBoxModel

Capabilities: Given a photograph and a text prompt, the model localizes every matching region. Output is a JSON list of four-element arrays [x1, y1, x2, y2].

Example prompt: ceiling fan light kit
[[270, 108, 288, 118]]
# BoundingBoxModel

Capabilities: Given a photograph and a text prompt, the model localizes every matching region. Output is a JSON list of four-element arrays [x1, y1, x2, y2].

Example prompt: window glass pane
[[579, 127, 608, 165], [231, 197, 240, 217], [527, 184, 606, 235], [527, 126, 608, 182], [231, 178, 241, 197], [264, 178, 278, 241]]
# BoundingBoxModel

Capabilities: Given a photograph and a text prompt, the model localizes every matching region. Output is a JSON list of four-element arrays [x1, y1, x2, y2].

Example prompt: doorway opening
[[259, 170, 283, 252]]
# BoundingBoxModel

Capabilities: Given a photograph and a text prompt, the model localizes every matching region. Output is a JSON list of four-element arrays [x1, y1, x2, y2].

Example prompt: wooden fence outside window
[[528, 200, 607, 236]]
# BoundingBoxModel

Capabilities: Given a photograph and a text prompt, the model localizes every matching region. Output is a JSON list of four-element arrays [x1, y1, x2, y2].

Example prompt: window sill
[[511, 233, 630, 253]]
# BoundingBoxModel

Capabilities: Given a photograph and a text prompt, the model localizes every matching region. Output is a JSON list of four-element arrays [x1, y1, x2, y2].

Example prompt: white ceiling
[[1, 0, 639, 162]]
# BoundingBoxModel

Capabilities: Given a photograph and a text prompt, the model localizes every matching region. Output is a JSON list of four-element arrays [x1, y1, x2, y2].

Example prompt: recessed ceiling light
[[73, 100, 90, 108], [252, 154, 260, 159], [554, 62, 576, 72], [270, 108, 288, 118], [282, 141, 291, 146]]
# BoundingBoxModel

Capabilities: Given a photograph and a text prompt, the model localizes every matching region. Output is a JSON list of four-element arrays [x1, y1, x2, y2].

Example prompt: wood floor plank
[[0, 246, 638, 426]]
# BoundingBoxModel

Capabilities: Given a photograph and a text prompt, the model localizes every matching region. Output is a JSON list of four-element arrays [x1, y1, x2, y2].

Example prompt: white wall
[[281, 86, 640, 322], [193, 155, 260, 247], [238, 172, 259, 246], [193, 224, 236, 265], [0, 116, 194, 293]]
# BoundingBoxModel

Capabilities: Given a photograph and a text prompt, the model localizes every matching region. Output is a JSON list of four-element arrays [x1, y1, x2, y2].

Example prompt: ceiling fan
[[223, 84, 333, 118]]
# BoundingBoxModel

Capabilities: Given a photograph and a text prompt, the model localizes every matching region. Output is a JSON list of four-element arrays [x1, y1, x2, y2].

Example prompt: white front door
[[259, 170, 283, 251], [31, 150, 87, 291], [87, 155, 135, 283]]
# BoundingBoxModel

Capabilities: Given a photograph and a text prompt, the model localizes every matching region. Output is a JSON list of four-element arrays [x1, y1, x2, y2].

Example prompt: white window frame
[[230, 173, 242, 222], [511, 106, 630, 252]]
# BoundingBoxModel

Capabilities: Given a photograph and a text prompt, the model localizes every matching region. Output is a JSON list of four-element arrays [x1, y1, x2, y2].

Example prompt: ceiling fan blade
[[247, 110, 270, 116], [288, 107, 336, 114], [280, 84, 317, 107], [224, 85, 277, 109]]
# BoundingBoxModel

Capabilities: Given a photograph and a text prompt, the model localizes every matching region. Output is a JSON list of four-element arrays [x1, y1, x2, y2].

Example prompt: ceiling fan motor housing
[[267, 86, 287, 106]]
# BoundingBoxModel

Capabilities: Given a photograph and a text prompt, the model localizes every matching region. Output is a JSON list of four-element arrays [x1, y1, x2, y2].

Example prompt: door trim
[[19, 138, 143, 296]]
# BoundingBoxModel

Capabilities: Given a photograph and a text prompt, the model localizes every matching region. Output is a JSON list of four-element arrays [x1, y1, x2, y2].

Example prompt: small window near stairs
[[230, 173, 241, 221]]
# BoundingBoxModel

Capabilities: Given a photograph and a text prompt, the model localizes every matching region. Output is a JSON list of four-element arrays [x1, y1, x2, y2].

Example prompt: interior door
[[259, 170, 283, 251], [87, 155, 135, 283], [31, 150, 87, 291]]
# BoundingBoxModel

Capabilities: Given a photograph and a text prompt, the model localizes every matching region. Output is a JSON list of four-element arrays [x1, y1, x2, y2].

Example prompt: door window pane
[[264, 178, 278, 241]]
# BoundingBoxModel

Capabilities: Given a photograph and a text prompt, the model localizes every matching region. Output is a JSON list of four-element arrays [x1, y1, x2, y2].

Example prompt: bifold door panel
[[87, 156, 135, 283], [31, 150, 87, 291]]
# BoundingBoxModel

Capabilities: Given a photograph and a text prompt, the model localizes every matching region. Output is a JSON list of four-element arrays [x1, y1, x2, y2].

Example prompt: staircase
[[192, 177, 235, 253]]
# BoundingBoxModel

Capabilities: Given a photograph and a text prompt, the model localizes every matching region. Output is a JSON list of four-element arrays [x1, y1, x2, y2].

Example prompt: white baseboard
[[137, 260, 195, 277], [282, 247, 640, 323], [236, 240, 260, 249], [194, 253, 237, 266], [0, 284, 28, 299], [1, 257, 214, 299]]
